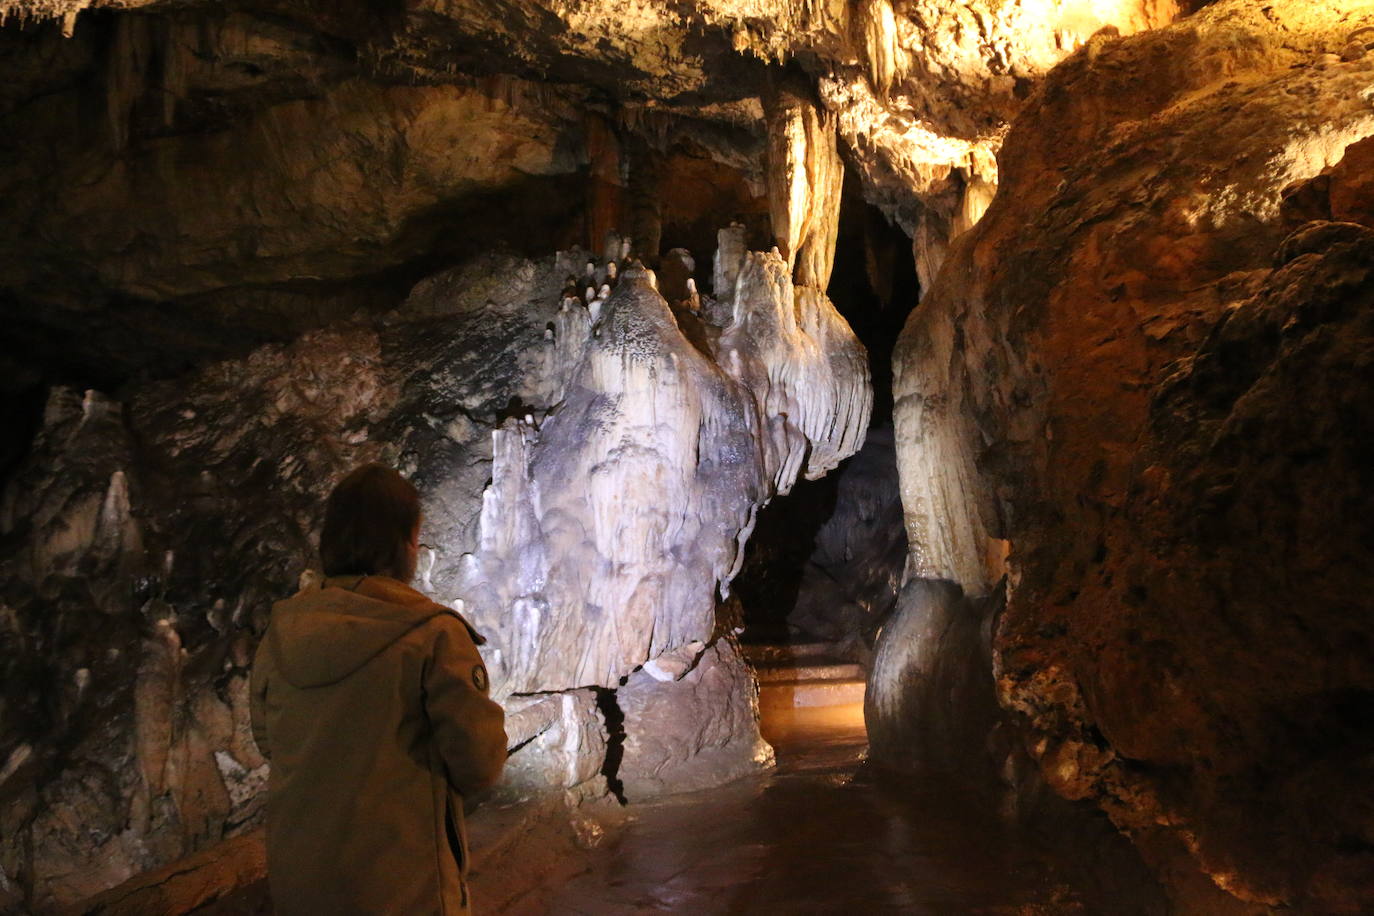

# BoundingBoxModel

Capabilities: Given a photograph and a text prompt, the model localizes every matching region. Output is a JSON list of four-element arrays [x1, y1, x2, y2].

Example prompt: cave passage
[[485, 666, 1163, 915], [5, 1, 1371, 913], [730, 169, 916, 647]]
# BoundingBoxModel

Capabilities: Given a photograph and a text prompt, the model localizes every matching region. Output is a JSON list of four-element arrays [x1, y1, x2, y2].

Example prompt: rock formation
[[0, 232, 868, 909], [4, 0, 1373, 912], [0, 0, 1179, 397], [891, 1, 1374, 910], [786, 426, 907, 646]]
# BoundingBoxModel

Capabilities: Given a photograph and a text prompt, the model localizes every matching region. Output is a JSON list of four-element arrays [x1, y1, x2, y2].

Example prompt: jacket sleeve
[[423, 615, 508, 795], [249, 633, 272, 761]]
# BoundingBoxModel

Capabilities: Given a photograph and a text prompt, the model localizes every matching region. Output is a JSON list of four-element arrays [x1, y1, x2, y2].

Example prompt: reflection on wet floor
[[525, 701, 1101, 915]]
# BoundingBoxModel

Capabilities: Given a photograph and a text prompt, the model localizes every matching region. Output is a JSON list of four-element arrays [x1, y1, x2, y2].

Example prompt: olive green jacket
[[250, 574, 506, 915]]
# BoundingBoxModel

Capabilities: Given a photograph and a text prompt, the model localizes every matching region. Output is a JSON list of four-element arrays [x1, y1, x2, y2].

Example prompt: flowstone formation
[[0, 234, 869, 911], [891, 1, 1374, 910]]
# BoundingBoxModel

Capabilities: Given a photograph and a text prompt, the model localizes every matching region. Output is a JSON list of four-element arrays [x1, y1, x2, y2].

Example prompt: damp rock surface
[[618, 640, 775, 802], [0, 0, 1178, 394]]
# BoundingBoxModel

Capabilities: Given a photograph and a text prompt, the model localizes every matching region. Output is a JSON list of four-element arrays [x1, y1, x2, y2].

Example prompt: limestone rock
[[0, 0, 1181, 398], [893, 1, 1374, 908], [765, 88, 844, 289], [642, 641, 707, 683], [788, 426, 907, 644], [458, 265, 765, 694], [500, 691, 608, 799], [864, 578, 1001, 779], [0, 233, 869, 909], [0, 13, 592, 383], [618, 641, 774, 802], [715, 246, 872, 489]]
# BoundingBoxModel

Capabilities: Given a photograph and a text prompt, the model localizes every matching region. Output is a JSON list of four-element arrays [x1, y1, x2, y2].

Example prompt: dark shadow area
[[828, 168, 920, 426], [656, 147, 772, 290], [732, 475, 842, 642], [732, 171, 918, 642], [0, 383, 45, 492], [0, 168, 589, 416], [595, 686, 628, 805]]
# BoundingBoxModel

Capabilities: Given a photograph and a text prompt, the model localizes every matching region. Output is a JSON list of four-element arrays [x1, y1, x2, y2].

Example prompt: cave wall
[[0, 223, 869, 909], [890, 1, 1374, 910], [9, 0, 1356, 911], [0, 4, 888, 906]]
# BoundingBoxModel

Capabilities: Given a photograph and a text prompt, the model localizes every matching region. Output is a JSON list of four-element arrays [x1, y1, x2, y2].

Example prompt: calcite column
[[583, 113, 624, 254]]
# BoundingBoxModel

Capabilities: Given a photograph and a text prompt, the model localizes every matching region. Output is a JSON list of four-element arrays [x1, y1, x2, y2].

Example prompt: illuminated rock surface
[[0, 239, 868, 909], [2, 0, 1373, 912], [892, 1, 1374, 909], [0, 0, 1176, 386]]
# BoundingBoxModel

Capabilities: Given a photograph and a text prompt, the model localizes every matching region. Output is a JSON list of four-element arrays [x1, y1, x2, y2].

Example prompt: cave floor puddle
[[504, 701, 1095, 915]]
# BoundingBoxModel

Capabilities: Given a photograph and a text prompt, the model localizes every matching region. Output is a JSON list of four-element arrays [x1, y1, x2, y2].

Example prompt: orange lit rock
[[894, 0, 1374, 909]]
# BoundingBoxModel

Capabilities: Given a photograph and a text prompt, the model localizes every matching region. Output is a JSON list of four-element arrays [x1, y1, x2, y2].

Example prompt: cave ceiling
[[0, 0, 1179, 393]]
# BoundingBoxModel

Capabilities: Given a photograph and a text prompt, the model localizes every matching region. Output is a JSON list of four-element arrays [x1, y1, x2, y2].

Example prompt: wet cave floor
[[504, 702, 1106, 915]]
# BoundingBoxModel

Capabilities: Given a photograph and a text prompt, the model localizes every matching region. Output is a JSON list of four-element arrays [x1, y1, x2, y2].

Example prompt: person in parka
[[250, 464, 507, 915]]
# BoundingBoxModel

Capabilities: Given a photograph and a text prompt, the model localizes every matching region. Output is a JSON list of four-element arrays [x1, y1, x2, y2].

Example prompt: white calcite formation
[[715, 247, 871, 493], [453, 235, 869, 726], [0, 228, 870, 908], [461, 265, 766, 694]]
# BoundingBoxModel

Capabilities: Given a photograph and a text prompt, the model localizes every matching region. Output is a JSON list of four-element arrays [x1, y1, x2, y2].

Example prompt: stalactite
[[764, 89, 844, 290], [861, 0, 900, 98]]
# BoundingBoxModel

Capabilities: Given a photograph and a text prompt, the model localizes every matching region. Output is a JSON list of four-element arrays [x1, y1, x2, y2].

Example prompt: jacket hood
[[266, 575, 478, 689]]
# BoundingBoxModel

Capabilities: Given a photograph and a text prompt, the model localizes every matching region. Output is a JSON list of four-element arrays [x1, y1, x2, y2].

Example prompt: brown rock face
[[894, 1, 1374, 910]]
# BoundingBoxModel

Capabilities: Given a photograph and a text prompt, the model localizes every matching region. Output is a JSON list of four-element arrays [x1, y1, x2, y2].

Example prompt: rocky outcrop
[[893, 1, 1374, 910], [618, 640, 774, 801], [0, 229, 869, 910], [864, 579, 1000, 777]]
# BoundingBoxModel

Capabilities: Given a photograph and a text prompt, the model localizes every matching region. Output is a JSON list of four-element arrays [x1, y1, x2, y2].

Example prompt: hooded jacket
[[250, 574, 506, 916]]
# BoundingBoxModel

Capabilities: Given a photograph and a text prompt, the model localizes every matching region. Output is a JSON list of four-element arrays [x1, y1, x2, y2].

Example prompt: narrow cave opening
[[592, 686, 627, 805], [730, 170, 917, 770], [733, 168, 917, 648]]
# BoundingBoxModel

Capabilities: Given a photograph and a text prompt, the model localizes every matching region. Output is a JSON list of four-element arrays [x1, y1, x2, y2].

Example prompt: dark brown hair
[[319, 464, 420, 580]]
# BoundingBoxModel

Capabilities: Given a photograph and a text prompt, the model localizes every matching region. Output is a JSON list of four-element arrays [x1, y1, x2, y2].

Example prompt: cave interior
[[2, 0, 1373, 913]]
